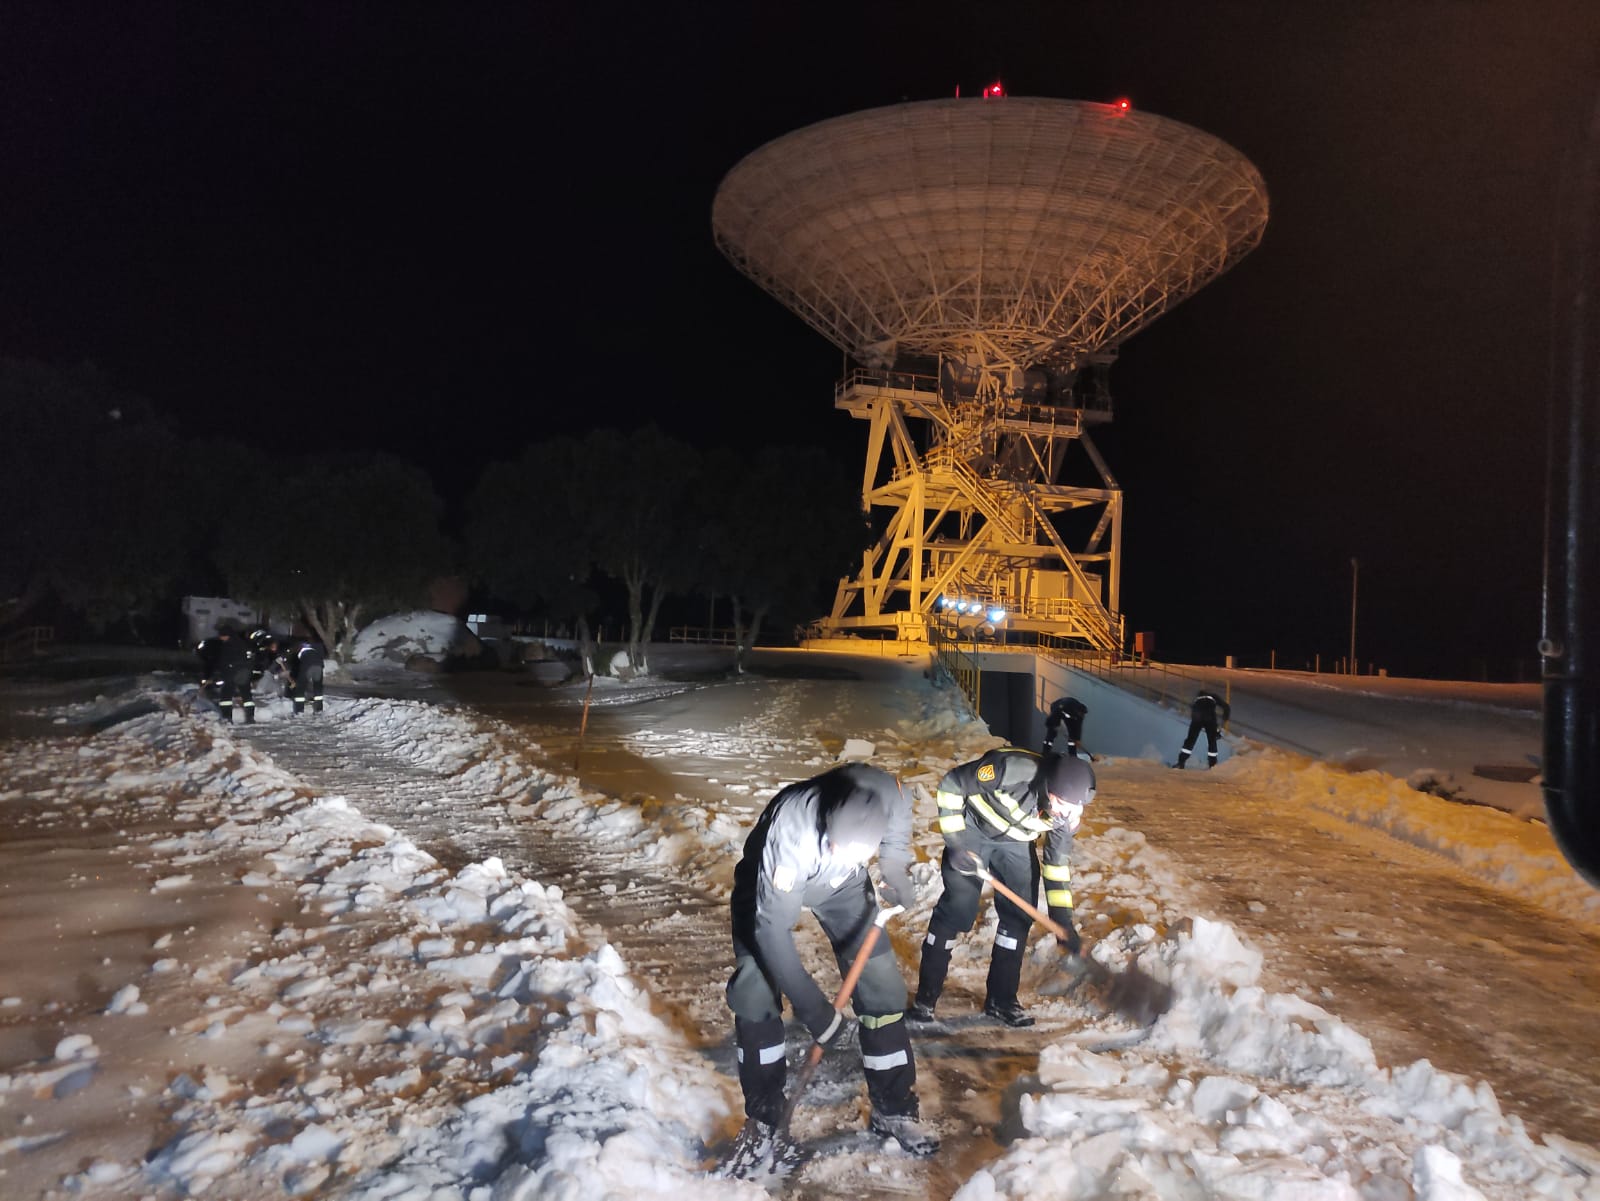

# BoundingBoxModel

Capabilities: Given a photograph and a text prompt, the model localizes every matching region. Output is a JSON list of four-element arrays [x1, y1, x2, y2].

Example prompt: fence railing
[[928, 622, 984, 712], [1036, 642, 1211, 709], [668, 626, 740, 646]]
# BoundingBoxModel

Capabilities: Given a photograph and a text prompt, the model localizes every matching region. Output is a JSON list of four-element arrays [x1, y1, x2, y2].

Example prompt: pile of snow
[[1239, 748, 1600, 928], [0, 692, 762, 1199], [349, 609, 481, 666], [964, 915, 1600, 1201]]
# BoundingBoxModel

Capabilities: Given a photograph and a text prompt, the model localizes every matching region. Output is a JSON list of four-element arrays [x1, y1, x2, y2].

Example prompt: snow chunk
[[105, 985, 147, 1015], [1413, 1145, 1488, 1201], [839, 738, 876, 761], [54, 1034, 97, 1062]]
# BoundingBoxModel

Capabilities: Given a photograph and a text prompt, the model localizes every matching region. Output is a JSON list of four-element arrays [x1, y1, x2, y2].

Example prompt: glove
[[1056, 920, 1082, 957], [810, 1009, 854, 1049], [878, 859, 914, 908], [949, 848, 982, 876]]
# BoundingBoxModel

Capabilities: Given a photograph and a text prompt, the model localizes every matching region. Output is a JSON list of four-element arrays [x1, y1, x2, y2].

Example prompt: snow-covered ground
[[0, 646, 1597, 1200]]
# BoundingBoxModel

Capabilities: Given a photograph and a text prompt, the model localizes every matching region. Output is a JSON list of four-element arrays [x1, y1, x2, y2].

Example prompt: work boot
[[905, 1001, 937, 1024], [982, 998, 1035, 1028], [720, 1117, 792, 1179], [868, 1109, 941, 1157]]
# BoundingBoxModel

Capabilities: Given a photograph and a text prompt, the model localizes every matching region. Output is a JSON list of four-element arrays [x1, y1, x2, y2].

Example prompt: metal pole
[[1541, 82, 1600, 887], [1349, 558, 1359, 676]]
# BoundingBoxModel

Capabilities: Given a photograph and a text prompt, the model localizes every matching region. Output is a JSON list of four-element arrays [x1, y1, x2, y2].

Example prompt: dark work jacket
[[1050, 697, 1088, 722], [1191, 692, 1232, 727], [290, 640, 326, 679], [212, 637, 252, 684], [196, 638, 221, 678], [934, 747, 1079, 928], [1045, 696, 1088, 739], [731, 763, 912, 1034]]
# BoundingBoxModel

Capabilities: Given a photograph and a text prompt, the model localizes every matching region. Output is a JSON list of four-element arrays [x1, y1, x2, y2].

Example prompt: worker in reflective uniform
[[1175, 689, 1231, 769], [724, 763, 939, 1161], [285, 637, 327, 715], [1043, 695, 1089, 757], [909, 750, 1094, 1027], [210, 626, 256, 724]]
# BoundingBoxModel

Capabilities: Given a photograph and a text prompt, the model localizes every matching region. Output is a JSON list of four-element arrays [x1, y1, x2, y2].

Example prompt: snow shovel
[[773, 902, 905, 1148], [960, 855, 1173, 1027]]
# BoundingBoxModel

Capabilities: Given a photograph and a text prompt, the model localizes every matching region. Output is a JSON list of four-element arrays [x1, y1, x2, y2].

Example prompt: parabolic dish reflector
[[713, 97, 1269, 370]]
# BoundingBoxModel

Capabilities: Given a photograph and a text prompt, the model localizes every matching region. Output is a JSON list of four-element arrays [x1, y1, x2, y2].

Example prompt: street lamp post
[[1349, 557, 1359, 675]]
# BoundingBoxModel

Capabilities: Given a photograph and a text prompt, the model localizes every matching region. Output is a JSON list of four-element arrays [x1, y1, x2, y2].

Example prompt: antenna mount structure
[[713, 97, 1268, 650]]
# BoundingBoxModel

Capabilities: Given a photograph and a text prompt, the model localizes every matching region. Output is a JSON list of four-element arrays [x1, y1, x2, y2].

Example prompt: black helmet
[[818, 764, 896, 852], [828, 792, 889, 849], [1039, 754, 1095, 809]]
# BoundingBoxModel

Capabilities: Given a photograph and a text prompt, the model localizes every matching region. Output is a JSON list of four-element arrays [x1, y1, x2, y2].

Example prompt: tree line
[[1, 360, 868, 672]]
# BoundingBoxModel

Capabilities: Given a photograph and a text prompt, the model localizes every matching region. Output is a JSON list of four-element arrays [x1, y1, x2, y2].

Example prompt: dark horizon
[[5, 2, 1597, 681]]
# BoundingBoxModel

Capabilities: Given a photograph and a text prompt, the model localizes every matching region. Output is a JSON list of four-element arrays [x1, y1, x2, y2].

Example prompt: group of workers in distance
[[724, 685, 1230, 1171], [194, 624, 327, 722]]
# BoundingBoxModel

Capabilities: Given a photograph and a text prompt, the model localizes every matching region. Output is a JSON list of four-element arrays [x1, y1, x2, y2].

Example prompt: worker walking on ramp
[[1175, 688, 1231, 769]]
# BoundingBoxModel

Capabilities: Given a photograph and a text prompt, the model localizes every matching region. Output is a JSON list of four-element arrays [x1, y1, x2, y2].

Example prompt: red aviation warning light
[[1113, 97, 1132, 114], [982, 81, 1004, 99]]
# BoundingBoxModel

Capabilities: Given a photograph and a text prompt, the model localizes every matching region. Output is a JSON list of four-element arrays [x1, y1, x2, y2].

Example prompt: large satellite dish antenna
[[714, 96, 1268, 648]]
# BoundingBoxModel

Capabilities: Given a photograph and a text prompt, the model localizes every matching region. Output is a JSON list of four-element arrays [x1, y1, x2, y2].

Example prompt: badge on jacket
[[977, 764, 996, 782]]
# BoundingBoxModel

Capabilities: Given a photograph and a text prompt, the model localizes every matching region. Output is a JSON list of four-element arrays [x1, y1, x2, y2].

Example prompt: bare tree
[[580, 426, 699, 675], [466, 438, 602, 675], [219, 454, 452, 661], [698, 445, 867, 671]]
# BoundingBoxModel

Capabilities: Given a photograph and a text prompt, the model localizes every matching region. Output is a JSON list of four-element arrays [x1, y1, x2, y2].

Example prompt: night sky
[[4, 2, 1597, 679]]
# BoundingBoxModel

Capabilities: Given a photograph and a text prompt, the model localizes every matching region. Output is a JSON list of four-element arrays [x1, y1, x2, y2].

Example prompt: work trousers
[[915, 838, 1038, 1011], [291, 664, 324, 714], [726, 875, 915, 1126], [216, 670, 254, 723], [1180, 719, 1220, 765]]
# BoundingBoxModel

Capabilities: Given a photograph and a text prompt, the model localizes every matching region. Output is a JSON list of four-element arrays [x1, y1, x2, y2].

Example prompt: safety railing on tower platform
[[834, 368, 941, 398], [835, 367, 1109, 423]]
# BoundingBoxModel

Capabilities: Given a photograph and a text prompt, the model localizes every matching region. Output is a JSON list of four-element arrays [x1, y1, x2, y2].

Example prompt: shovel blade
[[1047, 954, 1174, 1027]]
